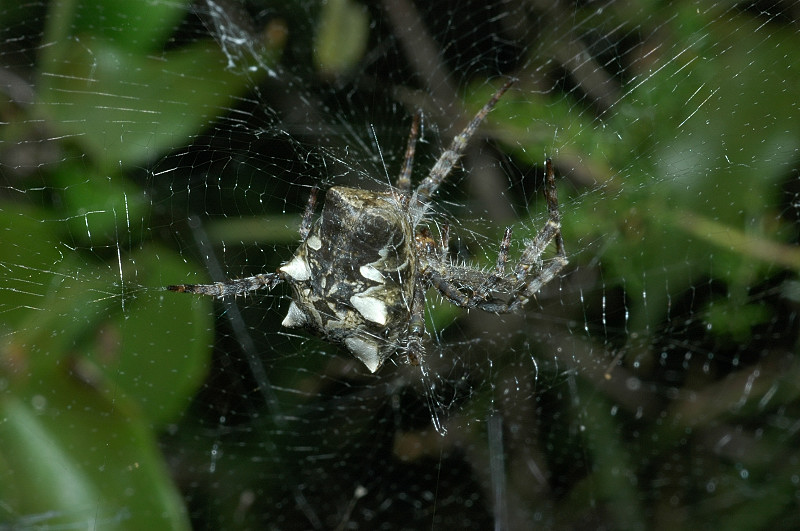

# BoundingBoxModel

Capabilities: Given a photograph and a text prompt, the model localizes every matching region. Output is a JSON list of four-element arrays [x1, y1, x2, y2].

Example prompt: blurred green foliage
[[0, 0, 253, 526]]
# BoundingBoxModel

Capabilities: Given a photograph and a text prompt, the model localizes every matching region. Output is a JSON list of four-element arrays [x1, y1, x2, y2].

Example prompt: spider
[[168, 79, 567, 372]]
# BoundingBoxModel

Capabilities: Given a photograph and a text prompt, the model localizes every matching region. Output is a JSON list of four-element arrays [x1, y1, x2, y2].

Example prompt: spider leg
[[513, 159, 565, 280], [396, 111, 421, 194], [466, 226, 515, 300], [167, 187, 319, 298], [494, 226, 513, 276], [412, 78, 515, 207], [166, 272, 283, 298], [423, 226, 516, 313], [428, 269, 511, 314], [427, 159, 567, 315], [439, 222, 450, 261], [405, 277, 428, 365], [508, 158, 567, 310]]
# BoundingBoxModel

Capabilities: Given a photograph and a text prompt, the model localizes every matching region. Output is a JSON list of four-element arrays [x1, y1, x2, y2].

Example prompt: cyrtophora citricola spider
[[168, 80, 567, 372]]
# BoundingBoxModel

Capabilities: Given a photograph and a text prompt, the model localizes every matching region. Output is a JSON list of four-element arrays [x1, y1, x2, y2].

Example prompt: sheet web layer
[[1, 0, 799, 528]]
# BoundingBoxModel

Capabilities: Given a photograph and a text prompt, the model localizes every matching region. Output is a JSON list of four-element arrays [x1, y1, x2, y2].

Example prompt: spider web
[[1, 0, 799, 528]]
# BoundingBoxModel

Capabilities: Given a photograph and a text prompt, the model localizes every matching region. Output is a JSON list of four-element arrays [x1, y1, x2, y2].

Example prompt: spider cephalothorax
[[168, 79, 568, 372]]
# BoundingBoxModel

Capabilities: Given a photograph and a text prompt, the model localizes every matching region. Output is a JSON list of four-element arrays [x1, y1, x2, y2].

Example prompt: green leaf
[[0, 390, 190, 530], [0, 202, 212, 424], [0, 199, 211, 527], [43, 0, 190, 56], [38, 38, 253, 169], [314, 0, 370, 78]]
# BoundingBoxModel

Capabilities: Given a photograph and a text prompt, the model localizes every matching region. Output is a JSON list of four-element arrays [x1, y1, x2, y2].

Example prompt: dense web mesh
[[1, 0, 799, 528]]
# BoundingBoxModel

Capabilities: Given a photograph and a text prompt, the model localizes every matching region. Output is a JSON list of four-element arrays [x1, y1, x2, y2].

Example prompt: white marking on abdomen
[[279, 254, 311, 281], [359, 264, 385, 283], [350, 293, 388, 325]]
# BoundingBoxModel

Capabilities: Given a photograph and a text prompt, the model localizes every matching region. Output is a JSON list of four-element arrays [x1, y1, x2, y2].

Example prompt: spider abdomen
[[279, 186, 416, 372]]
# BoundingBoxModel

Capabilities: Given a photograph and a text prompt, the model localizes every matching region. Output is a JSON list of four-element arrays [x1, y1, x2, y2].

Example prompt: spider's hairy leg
[[427, 267, 510, 313], [167, 187, 317, 299], [513, 159, 564, 278], [166, 272, 283, 298], [396, 111, 421, 194], [456, 226, 513, 304], [425, 159, 567, 315], [495, 227, 513, 276], [405, 278, 428, 366], [510, 158, 567, 307], [439, 223, 450, 260], [428, 269, 474, 308], [413, 78, 515, 206]]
